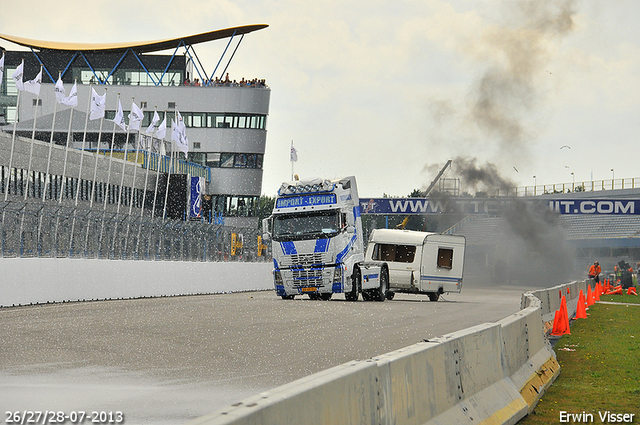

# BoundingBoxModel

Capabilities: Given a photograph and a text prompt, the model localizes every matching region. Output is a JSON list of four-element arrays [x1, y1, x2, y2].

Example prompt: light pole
[[571, 172, 575, 192], [533, 176, 537, 196], [611, 168, 615, 189]]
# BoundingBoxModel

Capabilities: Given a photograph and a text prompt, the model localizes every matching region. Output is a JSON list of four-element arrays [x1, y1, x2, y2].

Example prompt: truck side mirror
[[346, 225, 355, 234], [262, 218, 272, 242]]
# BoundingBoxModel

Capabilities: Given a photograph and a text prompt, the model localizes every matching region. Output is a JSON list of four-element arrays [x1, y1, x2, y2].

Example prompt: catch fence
[[0, 200, 266, 262]]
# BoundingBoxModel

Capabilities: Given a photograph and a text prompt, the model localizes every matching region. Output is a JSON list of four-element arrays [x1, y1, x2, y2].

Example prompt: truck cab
[[262, 176, 387, 301]]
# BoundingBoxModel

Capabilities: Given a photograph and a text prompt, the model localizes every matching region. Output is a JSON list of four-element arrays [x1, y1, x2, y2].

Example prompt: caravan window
[[371, 244, 416, 263], [437, 248, 453, 269]]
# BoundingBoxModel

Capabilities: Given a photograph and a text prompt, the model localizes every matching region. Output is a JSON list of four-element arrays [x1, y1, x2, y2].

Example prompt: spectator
[[588, 261, 601, 283]]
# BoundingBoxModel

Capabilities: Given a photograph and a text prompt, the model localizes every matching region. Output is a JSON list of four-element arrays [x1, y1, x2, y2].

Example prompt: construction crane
[[396, 159, 452, 230]]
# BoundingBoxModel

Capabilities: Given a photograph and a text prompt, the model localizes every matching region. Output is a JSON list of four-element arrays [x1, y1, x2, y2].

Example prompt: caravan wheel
[[428, 292, 440, 302]]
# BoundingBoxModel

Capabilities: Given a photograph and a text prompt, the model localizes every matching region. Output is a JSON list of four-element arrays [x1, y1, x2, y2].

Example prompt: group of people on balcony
[[183, 73, 267, 88]]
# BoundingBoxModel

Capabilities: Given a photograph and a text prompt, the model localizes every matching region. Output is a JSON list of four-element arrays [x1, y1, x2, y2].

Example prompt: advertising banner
[[359, 198, 640, 215], [189, 176, 204, 218]]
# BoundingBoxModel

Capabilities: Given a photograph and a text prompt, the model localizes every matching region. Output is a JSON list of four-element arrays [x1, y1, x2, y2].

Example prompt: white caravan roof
[[368, 229, 436, 245]]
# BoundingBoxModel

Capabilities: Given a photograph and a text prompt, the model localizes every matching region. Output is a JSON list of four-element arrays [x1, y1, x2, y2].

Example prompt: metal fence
[[0, 200, 267, 262]]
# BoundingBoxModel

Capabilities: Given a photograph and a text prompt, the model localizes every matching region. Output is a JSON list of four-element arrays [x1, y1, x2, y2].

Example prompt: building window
[[32, 99, 42, 106], [168, 102, 176, 109], [193, 142, 201, 149], [207, 153, 263, 169]]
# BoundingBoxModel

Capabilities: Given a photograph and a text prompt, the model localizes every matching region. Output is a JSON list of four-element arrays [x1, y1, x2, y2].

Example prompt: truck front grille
[[281, 253, 330, 268], [292, 268, 324, 281]]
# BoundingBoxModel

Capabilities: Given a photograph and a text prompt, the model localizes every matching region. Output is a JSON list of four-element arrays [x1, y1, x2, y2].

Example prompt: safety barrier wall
[[0, 258, 272, 307], [189, 281, 589, 425]]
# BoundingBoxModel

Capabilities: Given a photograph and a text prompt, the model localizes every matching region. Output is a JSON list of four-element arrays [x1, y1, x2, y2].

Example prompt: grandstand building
[[0, 25, 269, 227]]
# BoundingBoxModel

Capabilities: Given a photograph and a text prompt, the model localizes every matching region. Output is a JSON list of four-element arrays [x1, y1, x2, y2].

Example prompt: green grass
[[518, 299, 640, 423]]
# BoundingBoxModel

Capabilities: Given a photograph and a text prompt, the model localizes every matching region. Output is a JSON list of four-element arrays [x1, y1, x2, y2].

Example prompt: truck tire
[[281, 295, 295, 300], [373, 267, 389, 302], [320, 293, 332, 301], [386, 290, 395, 300], [345, 267, 360, 301], [428, 292, 440, 302]]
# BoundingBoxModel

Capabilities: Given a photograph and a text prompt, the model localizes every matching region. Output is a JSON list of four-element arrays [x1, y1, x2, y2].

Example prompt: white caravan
[[365, 228, 466, 301]]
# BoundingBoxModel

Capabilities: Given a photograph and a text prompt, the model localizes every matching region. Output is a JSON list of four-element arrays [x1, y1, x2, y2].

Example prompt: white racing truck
[[364, 228, 466, 301], [262, 176, 389, 301]]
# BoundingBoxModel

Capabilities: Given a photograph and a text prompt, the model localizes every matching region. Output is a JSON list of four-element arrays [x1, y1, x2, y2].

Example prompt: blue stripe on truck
[[314, 239, 329, 253]]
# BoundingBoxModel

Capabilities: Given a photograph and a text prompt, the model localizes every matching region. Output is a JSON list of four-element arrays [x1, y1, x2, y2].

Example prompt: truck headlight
[[274, 271, 283, 285], [333, 266, 342, 283]]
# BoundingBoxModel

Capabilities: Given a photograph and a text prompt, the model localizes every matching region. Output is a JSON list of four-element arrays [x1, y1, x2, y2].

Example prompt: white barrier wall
[[0, 258, 273, 307], [189, 281, 588, 425]]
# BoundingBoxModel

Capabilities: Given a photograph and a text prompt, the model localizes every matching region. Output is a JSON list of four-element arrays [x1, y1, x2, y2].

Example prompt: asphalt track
[[0, 284, 533, 424]]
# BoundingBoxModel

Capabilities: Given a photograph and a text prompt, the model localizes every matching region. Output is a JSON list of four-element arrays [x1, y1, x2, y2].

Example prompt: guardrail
[[188, 280, 589, 425]]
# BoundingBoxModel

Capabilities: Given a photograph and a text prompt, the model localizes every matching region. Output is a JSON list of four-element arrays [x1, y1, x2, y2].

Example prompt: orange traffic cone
[[576, 290, 587, 319], [587, 285, 594, 306], [627, 287, 637, 296], [595, 282, 601, 301], [552, 296, 571, 336]]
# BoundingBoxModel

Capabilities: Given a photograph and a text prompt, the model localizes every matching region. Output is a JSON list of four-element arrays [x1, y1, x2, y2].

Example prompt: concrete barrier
[[501, 294, 559, 414], [187, 360, 380, 425], [0, 258, 273, 307], [188, 281, 588, 425]]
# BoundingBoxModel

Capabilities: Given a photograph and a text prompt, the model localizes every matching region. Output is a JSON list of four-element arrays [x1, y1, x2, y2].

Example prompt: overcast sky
[[2, 0, 639, 197]]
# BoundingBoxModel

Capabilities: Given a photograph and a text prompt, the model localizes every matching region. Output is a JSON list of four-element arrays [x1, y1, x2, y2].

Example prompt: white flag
[[0, 54, 4, 89], [172, 111, 189, 154], [61, 81, 78, 107], [111, 98, 126, 130], [55, 76, 66, 103], [160, 140, 166, 156], [146, 110, 160, 134], [171, 119, 180, 143], [177, 120, 189, 154], [128, 100, 144, 131], [156, 115, 167, 139], [290, 145, 298, 162], [24, 67, 43, 95], [90, 88, 106, 120], [12, 61, 24, 92]]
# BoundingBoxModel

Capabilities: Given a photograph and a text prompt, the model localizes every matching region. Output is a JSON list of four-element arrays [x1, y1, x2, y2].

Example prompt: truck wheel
[[428, 292, 440, 302], [320, 293, 332, 301], [345, 267, 360, 301], [386, 290, 395, 300], [374, 267, 389, 302], [281, 295, 295, 300]]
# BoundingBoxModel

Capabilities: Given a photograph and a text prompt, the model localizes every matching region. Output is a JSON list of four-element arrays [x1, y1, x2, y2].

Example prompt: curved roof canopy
[[0, 24, 268, 53]]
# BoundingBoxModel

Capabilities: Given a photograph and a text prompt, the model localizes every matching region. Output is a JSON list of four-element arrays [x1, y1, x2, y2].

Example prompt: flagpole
[[162, 142, 174, 221], [103, 94, 120, 211], [75, 83, 93, 207], [89, 88, 106, 209], [162, 113, 176, 221], [4, 77, 22, 201], [116, 99, 133, 214], [151, 111, 166, 220], [141, 107, 158, 218], [70, 83, 94, 257], [128, 106, 144, 215], [23, 65, 44, 200], [59, 79, 77, 204], [42, 73, 62, 203], [291, 140, 294, 181]]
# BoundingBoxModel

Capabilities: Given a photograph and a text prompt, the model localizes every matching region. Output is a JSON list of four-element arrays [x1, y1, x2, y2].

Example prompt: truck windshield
[[273, 210, 341, 241]]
